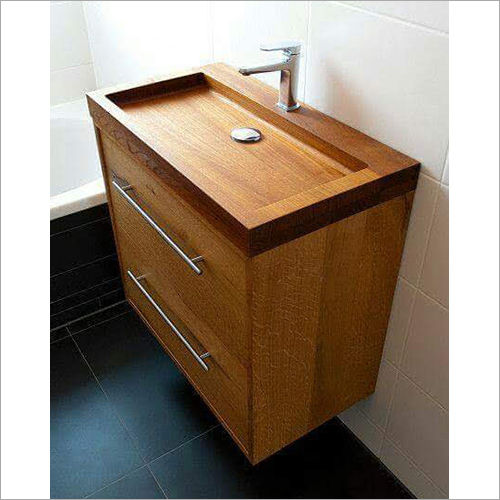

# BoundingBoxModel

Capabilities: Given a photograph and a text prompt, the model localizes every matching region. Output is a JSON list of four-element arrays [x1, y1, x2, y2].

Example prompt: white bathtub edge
[[50, 178, 107, 220]]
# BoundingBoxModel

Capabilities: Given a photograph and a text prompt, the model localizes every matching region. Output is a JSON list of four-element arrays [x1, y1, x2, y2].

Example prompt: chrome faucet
[[239, 41, 302, 112]]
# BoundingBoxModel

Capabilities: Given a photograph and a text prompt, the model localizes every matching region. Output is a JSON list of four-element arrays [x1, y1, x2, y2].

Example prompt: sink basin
[[87, 63, 419, 255]]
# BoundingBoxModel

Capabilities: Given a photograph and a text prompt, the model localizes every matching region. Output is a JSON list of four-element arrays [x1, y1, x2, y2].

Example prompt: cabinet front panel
[[101, 134, 250, 366], [120, 245, 250, 453]]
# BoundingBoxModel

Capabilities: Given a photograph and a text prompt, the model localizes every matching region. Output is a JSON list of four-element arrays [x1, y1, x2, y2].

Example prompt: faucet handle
[[260, 40, 302, 56]]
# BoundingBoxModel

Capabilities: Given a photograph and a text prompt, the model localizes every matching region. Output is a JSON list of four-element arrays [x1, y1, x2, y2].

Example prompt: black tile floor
[[51, 304, 414, 499]]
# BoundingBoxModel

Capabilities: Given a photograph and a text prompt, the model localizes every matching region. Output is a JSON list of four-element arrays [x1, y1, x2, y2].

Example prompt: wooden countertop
[[87, 63, 419, 255]]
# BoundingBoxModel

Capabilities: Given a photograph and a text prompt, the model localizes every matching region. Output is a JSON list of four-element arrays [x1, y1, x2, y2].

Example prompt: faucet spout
[[238, 41, 302, 112], [239, 60, 289, 76]]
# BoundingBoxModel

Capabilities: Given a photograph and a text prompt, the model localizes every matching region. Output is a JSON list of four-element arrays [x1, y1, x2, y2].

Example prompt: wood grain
[[249, 193, 413, 463], [250, 227, 326, 462], [87, 63, 420, 255]]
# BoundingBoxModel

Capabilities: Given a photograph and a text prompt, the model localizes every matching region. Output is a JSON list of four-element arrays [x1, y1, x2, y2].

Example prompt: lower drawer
[[124, 265, 250, 454]]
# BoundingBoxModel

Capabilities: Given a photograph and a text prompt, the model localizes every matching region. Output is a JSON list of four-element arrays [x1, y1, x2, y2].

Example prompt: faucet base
[[277, 102, 301, 112]]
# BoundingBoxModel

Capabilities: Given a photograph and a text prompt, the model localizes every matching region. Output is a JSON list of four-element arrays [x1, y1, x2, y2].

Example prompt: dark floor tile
[[51, 277, 123, 316], [51, 217, 116, 276], [150, 421, 413, 499], [51, 203, 110, 235], [68, 301, 131, 334], [74, 311, 218, 462], [98, 287, 126, 308], [87, 466, 165, 499], [50, 298, 101, 330], [50, 326, 71, 344], [51, 254, 120, 303], [51, 337, 142, 499]]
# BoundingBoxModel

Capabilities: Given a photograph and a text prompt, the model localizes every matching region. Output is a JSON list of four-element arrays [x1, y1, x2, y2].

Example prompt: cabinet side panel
[[250, 193, 413, 463], [310, 193, 413, 423], [92, 126, 127, 287], [250, 228, 328, 463]]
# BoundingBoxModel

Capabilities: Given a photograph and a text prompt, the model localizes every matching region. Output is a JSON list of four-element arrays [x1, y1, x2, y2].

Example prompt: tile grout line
[[50, 61, 95, 75], [346, 405, 385, 456], [413, 181, 441, 290], [82, 462, 168, 500], [71, 307, 132, 335], [397, 368, 448, 414], [395, 284, 419, 368], [401, 175, 441, 291], [302, 0, 312, 103], [398, 275, 449, 311], [51, 294, 103, 319], [69, 315, 217, 499], [69, 333, 153, 494], [50, 214, 111, 238], [50, 326, 73, 345], [83, 464, 149, 499], [51, 276, 121, 306], [56, 301, 129, 335], [439, 143, 449, 185], [51, 287, 124, 323], [208, 0, 215, 64], [383, 356, 448, 413], [382, 433, 448, 497], [333, 1, 449, 36], [379, 369, 402, 458], [50, 252, 117, 279], [81, 1, 101, 88], [352, 373, 434, 497], [341, 406, 446, 495], [336, 418, 415, 498], [357, 363, 399, 437], [147, 423, 221, 467], [144, 463, 169, 499]]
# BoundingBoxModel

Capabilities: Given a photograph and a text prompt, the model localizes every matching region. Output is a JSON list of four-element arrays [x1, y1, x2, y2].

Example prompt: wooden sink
[[87, 63, 419, 256]]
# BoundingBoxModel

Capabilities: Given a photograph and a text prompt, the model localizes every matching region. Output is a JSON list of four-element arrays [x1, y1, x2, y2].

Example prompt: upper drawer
[[100, 134, 250, 364], [100, 133, 247, 295]]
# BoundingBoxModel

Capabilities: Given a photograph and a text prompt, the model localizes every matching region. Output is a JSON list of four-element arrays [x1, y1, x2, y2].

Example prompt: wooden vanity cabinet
[[88, 63, 419, 464]]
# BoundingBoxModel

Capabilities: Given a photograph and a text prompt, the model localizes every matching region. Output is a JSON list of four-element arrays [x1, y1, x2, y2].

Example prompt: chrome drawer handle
[[128, 270, 210, 371], [112, 178, 203, 275]]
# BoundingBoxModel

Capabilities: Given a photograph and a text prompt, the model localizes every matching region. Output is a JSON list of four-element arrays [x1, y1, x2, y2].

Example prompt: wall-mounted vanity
[[87, 63, 419, 464]]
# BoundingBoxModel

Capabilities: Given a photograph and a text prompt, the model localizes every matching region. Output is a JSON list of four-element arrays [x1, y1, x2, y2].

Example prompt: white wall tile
[[83, 1, 212, 88], [305, 2, 448, 179], [380, 439, 447, 498], [399, 175, 440, 285], [387, 374, 449, 492], [420, 185, 449, 306], [50, 64, 97, 106], [51, 1, 92, 71], [356, 361, 398, 429], [342, 1, 449, 33], [401, 292, 449, 408], [383, 278, 416, 365], [212, 1, 309, 99], [339, 406, 384, 456]]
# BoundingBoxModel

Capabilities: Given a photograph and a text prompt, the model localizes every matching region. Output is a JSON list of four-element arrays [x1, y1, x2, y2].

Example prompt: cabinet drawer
[[117, 225, 248, 382], [124, 261, 250, 453], [101, 134, 250, 364]]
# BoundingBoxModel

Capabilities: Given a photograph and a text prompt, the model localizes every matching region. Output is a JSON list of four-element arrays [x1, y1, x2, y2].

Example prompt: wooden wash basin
[[88, 63, 419, 464]]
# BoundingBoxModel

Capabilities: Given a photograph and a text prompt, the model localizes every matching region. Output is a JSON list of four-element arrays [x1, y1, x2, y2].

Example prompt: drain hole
[[230, 127, 262, 143]]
